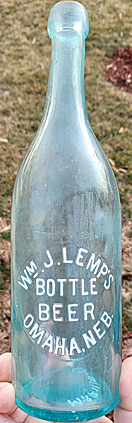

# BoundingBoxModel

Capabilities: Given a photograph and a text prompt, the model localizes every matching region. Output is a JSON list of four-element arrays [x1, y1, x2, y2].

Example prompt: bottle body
[[11, 2, 122, 421]]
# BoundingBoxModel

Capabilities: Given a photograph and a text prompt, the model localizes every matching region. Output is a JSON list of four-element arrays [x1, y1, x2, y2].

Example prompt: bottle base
[[16, 393, 120, 422]]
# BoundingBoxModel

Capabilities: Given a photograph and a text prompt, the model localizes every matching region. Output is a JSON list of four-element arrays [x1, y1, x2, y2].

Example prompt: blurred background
[[0, 0, 132, 363]]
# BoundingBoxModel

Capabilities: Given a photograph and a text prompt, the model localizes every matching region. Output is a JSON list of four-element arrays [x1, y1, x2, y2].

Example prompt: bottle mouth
[[48, 1, 89, 39]]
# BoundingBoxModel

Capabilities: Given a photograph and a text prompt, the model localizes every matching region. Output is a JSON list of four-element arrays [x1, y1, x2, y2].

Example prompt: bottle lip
[[48, 1, 89, 39]]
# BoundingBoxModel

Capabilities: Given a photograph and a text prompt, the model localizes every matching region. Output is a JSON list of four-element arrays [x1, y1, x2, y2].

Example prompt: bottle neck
[[44, 30, 87, 125]]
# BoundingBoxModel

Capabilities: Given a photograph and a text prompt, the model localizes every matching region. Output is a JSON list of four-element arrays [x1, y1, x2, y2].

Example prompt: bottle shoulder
[[12, 118, 120, 210]]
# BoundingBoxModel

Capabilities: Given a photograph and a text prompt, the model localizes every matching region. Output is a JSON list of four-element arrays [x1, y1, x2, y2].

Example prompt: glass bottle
[[11, 1, 122, 421]]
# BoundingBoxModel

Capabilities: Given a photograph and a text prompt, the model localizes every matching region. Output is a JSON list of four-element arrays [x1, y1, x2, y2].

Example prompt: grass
[[0, 0, 132, 218], [0, 0, 132, 332], [122, 299, 132, 334], [0, 262, 10, 290]]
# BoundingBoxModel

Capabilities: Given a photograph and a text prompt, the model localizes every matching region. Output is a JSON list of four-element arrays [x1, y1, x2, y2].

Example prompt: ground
[[0, 10, 132, 368], [105, 48, 132, 93]]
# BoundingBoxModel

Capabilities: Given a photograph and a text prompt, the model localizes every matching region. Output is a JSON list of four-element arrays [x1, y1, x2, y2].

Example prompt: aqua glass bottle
[[11, 1, 122, 421]]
